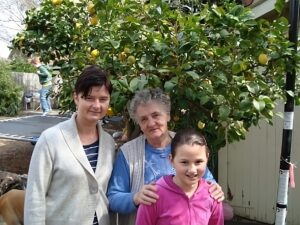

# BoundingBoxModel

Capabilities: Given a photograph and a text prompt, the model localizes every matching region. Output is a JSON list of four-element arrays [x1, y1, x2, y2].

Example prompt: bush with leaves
[[12, 0, 300, 155], [0, 60, 22, 116], [10, 57, 36, 73]]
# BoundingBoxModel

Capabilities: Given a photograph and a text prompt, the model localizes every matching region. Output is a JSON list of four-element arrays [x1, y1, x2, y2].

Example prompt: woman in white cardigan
[[24, 65, 116, 225]]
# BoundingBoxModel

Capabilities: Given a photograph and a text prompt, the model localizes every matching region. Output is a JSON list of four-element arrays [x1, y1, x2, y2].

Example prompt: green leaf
[[164, 77, 178, 92], [129, 77, 139, 92], [246, 83, 260, 94], [200, 95, 210, 105], [275, 0, 285, 14], [230, 5, 244, 16], [110, 40, 120, 49], [220, 29, 229, 37], [186, 71, 199, 80], [240, 98, 252, 109], [253, 99, 266, 111], [232, 63, 241, 74], [119, 78, 129, 88], [219, 105, 231, 121], [157, 68, 171, 73]]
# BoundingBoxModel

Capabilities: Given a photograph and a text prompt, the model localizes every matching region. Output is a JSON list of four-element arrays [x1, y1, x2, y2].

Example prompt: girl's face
[[73, 85, 110, 124], [170, 143, 208, 193]]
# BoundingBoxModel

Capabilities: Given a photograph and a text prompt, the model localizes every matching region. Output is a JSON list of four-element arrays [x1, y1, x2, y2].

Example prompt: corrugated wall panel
[[219, 104, 300, 224]]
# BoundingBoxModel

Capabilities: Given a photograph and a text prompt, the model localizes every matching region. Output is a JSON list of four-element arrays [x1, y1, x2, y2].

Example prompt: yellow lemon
[[87, 1, 96, 14], [90, 16, 99, 26], [75, 22, 82, 29], [123, 47, 130, 54], [91, 49, 100, 58], [203, 78, 212, 85], [118, 52, 127, 61], [127, 55, 136, 65], [207, 51, 214, 57], [107, 107, 114, 116], [258, 53, 268, 65], [197, 121, 206, 129], [52, 0, 61, 5]]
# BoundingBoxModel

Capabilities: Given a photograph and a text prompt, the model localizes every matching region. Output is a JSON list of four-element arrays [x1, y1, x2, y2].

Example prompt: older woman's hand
[[133, 183, 159, 206], [208, 183, 225, 202]]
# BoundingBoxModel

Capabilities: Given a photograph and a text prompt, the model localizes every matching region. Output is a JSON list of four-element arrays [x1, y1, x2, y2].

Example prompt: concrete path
[[226, 216, 270, 225]]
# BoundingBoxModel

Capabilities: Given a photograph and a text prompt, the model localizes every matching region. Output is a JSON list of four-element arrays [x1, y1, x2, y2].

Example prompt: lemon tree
[[12, 0, 300, 154]]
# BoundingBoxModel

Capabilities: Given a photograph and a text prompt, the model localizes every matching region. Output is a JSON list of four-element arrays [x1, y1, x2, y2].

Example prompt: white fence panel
[[219, 104, 300, 224]]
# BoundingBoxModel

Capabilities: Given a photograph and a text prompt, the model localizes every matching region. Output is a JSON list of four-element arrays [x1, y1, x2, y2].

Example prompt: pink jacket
[[136, 175, 224, 225]]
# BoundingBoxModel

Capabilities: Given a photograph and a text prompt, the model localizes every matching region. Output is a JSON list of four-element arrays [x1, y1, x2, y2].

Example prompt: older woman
[[107, 88, 224, 225], [24, 65, 115, 225]]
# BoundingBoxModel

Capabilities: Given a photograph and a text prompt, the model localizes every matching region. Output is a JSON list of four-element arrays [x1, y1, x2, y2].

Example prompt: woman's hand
[[133, 183, 159, 206], [208, 182, 225, 202]]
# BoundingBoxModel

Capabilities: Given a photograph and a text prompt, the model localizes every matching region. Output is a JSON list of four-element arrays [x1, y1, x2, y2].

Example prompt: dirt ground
[[0, 139, 33, 175]]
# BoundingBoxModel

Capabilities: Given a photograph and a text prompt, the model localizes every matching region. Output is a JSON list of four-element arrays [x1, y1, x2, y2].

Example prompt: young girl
[[135, 128, 224, 225]]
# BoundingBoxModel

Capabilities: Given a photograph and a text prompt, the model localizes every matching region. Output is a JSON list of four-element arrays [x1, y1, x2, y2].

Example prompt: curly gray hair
[[128, 88, 171, 123]]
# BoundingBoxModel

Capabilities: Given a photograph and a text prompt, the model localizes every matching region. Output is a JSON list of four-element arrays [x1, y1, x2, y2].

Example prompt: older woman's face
[[135, 101, 170, 142]]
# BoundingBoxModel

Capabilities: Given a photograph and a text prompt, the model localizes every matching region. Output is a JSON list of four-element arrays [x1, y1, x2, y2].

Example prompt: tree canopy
[[12, 0, 300, 153]]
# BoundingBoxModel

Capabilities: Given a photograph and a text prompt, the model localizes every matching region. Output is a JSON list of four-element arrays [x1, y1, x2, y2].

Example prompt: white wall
[[218, 104, 300, 224], [250, 0, 277, 18]]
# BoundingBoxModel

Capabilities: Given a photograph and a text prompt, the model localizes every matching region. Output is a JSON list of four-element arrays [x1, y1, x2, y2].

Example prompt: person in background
[[135, 128, 224, 225], [30, 56, 52, 116], [107, 88, 224, 225], [24, 65, 115, 225]]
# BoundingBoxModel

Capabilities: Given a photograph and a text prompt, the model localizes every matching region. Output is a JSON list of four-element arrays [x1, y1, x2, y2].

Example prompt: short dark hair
[[74, 65, 112, 97], [171, 128, 209, 158]]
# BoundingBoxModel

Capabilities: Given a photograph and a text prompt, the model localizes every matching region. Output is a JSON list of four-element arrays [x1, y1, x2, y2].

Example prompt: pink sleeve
[[136, 203, 158, 225], [208, 201, 224, 225]]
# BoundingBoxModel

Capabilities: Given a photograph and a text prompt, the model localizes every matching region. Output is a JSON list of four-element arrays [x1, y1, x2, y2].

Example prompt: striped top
[[83, 140, 99, 225]]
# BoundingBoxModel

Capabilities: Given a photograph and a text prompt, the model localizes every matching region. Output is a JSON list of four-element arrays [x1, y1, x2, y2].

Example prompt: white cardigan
[[24, 114, 115, 225]]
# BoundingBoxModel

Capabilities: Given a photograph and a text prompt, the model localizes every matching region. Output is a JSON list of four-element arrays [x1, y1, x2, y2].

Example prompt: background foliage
[[0, 60, 22, 116], [12, 0, 300, 156], [9, 57, 36, 73]]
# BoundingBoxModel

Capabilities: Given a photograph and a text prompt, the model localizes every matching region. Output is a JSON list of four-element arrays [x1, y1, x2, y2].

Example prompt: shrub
[[10, 57, 36, 73], [0, 60, 22, 116]]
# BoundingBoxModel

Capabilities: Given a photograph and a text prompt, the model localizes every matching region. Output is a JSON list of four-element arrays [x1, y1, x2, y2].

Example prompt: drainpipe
[[275, 1, 299, 225]]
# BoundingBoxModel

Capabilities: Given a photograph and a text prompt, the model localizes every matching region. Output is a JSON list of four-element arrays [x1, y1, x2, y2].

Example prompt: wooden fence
[[219, 103, 300, 224]]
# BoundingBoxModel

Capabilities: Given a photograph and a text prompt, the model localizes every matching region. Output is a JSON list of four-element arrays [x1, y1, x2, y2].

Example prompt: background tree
[[0, 59, 22, 116], [11, 0, 300, 167], [0, 0, 40, 44]]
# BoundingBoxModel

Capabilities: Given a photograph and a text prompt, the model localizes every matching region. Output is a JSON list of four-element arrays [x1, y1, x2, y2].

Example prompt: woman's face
[[73, 85, 110, 124], [135, 101, 170, 142]]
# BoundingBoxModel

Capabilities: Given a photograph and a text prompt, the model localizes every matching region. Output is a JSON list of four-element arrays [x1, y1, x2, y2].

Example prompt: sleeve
[[208, 201, 224, 225], [38, 65, 51, 78], [24, 133, 53, 225], [136, 203, 158, 225], [106, 150, 138, 213], [203, 167, 216, 183]]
